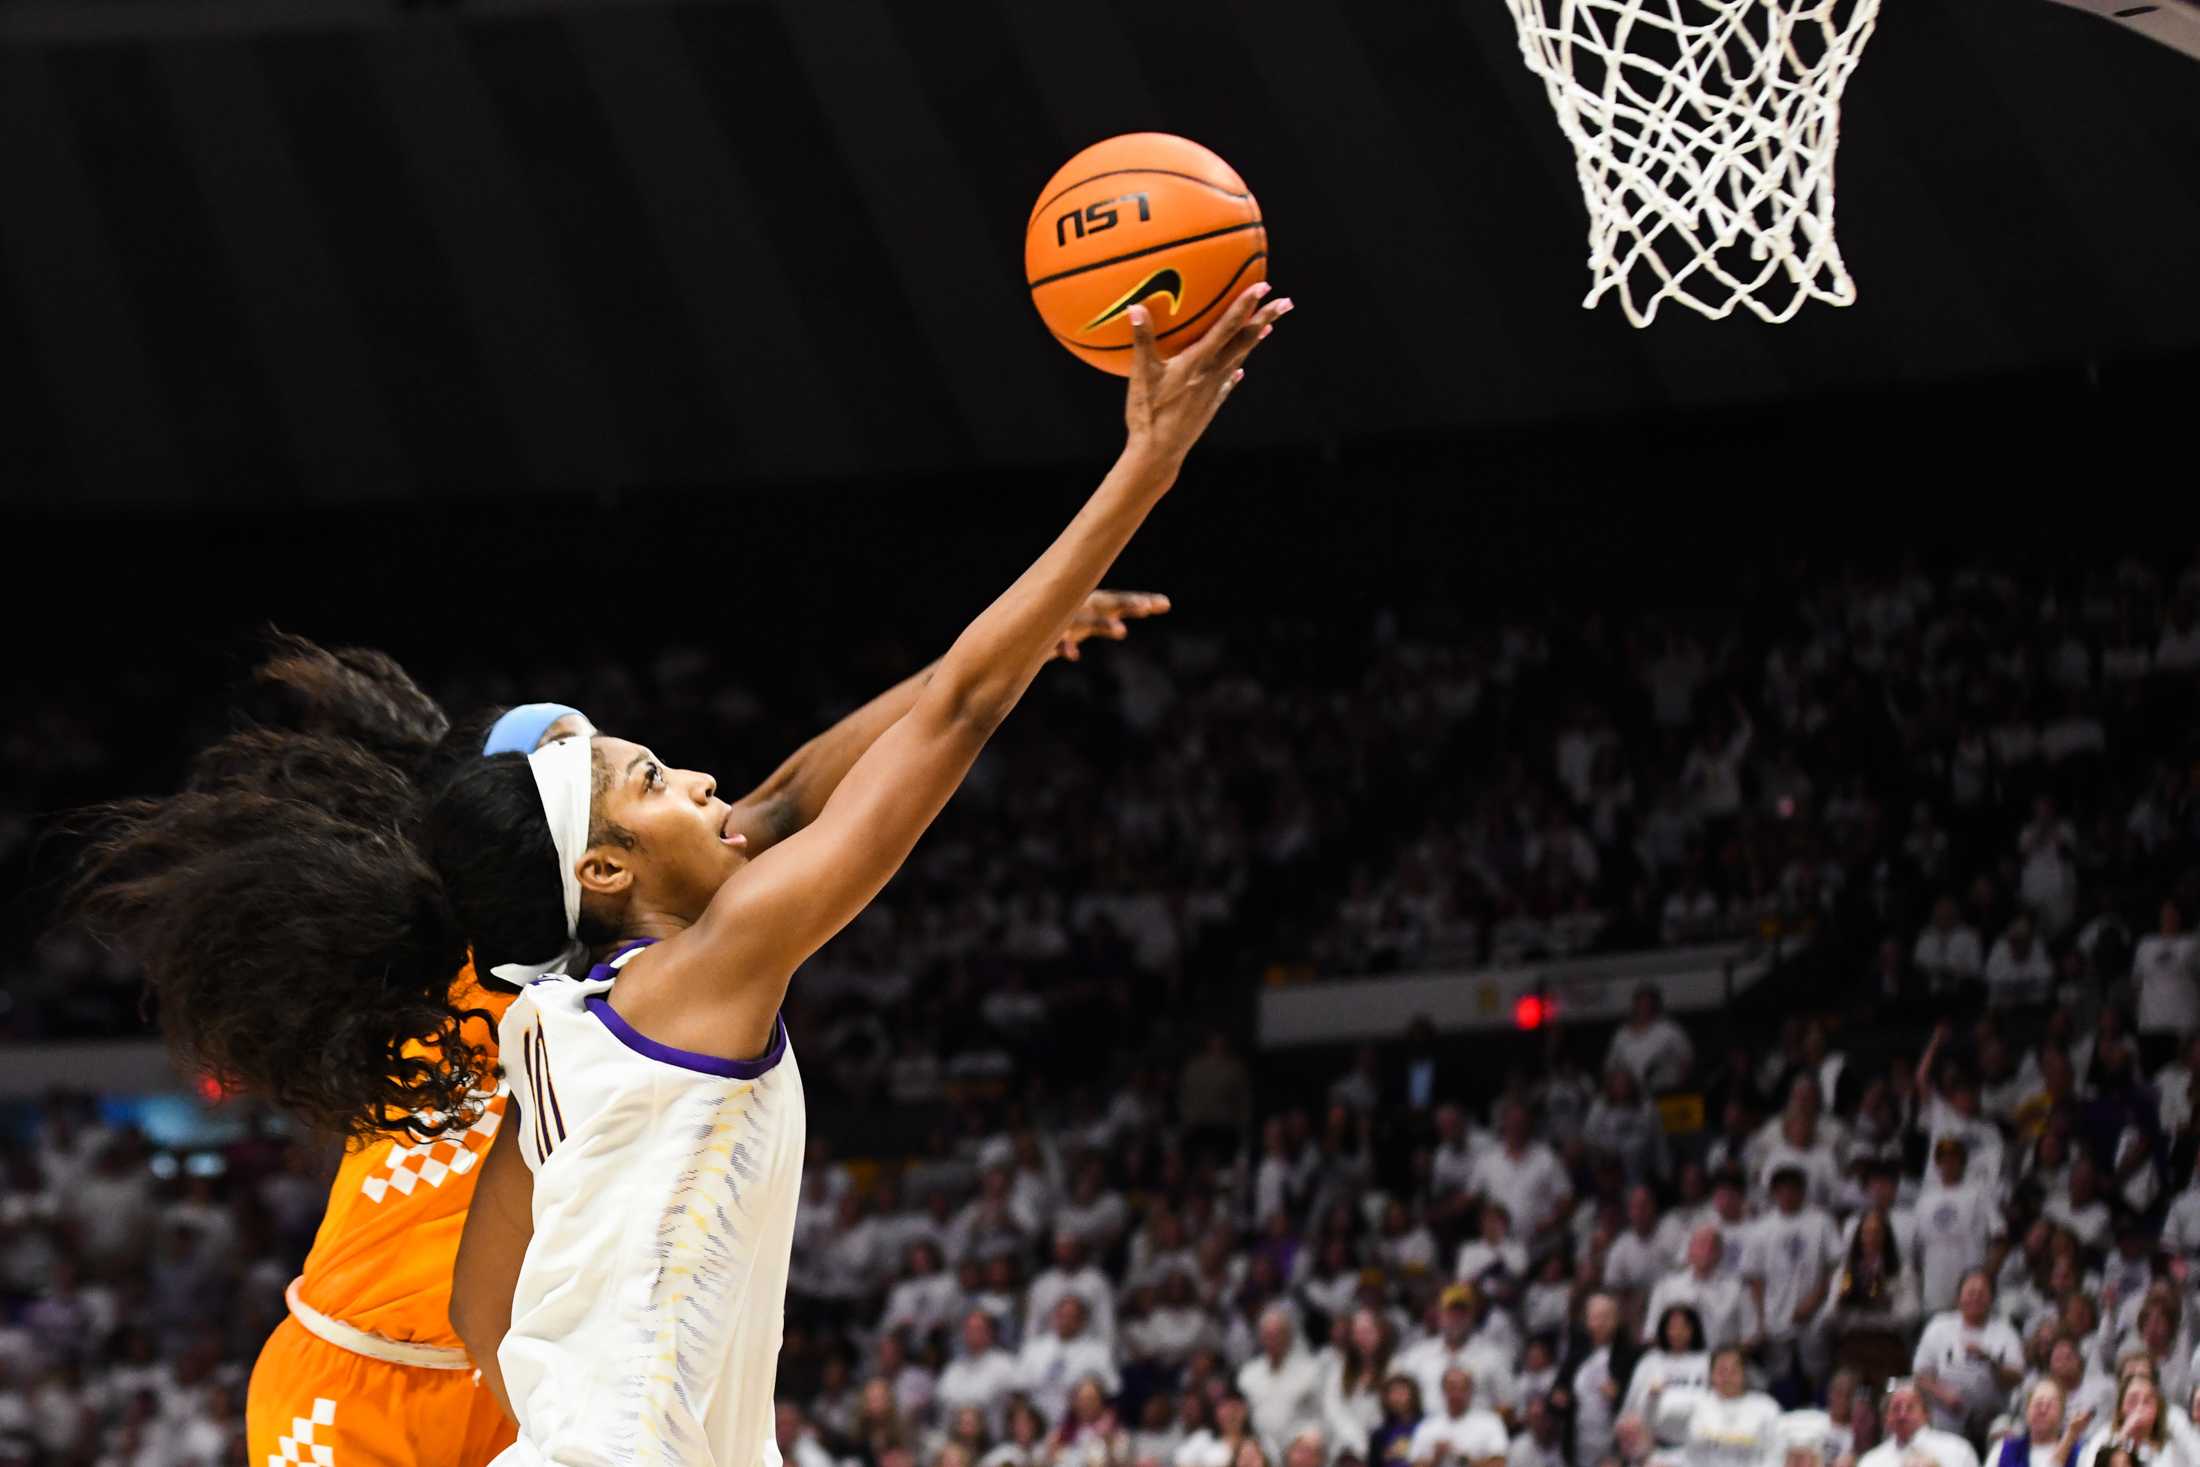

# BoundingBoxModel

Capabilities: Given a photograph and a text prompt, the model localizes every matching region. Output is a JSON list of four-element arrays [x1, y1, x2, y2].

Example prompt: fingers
[[1093, 591, 1172, 620], [1197, 281, 1271, 361], [1214, 295, 1294, 379], [1175, 280, 1271, 375], [1128, 304, 1161, 394]]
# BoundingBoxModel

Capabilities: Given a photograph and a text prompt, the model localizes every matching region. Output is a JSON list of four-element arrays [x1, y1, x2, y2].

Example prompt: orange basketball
[[1025, 133, 1267, 377]]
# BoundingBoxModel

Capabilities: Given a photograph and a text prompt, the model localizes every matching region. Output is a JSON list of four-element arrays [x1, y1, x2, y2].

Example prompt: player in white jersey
[[491, 938, 805, 1464], [445, 283, 1294, 1467]]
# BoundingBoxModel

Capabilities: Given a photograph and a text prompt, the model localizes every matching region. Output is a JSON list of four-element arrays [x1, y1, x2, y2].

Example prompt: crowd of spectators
[[3, 546, 2200, 1467]]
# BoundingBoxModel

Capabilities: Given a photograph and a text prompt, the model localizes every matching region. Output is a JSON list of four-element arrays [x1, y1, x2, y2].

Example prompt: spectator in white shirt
[[1054, 1163, 1130, 1256], [1377, 1199, 1441, 1278], [1469, 1105, 1573, 1244], [1017, 1297, 1119, 1428], [950, 1166, 1040, 1267], [1606, 1185, 1673, 1312], [2038, 1334, 2116, 1429], [1456, 1204, 1530, 1309], [1642, 1228, 1760, 1353], [1914, 1138, 2004, 1315], [2016, 801, 2081, 938], [1606, 988, 1697, 1095], [937, 1311, 1023, 1435], [777, 1403, 842, 1467], [1668, 1347, 1781, 1467], [1703, 1171, 1759, 1281], [1507, 1393, 1568, 1467], [808, 1191, 887, 1304], [1680, 703, 1752, 822], [2134, 903, 2199, 1063], [1918, 1027, 2007, 1191], [1322, 1307, 1396, 1458], [1175, 1391, 1258, 1467], [1915, 1270, 2025, 1439], [2161, 1155, 2200, 1263], [2157, 1034, 2200, 1154], [1410, 1368, 1509, 1467], [883, 1241, 962, 1344], [1238, 1307, 1324, 1452], [1392, 1286, 1515, 1422], [68, 1145, 155, 1278], [1126, 1394, 1186, 1467], [1753, 1106, 1845, 1214], [1127, 1271, 1220, 1372], [1752, 1166, 1844, 1386], [2043, 1156, 2112, 1255], [872, 1331, 937, 1423], [1655, 1166, 1715, 1271], [2075, 1371, 2175, 1467], [1027, 1234, 1118, 1347], [1914, 898, 1986, 994], [1986, 917, 2057, 1011], [1585, 1067, 1669, 1186], [982, 1399, 1049, 1467], [1127, 1209, 1196, 1296], [1431, 1106, 1494, 1233], [1555, 1292, 1628, 1467], [1623, 1304, 1710, 1423], [1858, 1382, 1980, 1467]]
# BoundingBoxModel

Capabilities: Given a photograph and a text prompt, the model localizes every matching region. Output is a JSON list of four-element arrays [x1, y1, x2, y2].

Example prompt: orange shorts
[[246, 1315, 515, 1467]]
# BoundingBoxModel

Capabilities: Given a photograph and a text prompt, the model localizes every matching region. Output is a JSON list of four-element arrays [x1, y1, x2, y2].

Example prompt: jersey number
[[519, 1025, 568, 1162]]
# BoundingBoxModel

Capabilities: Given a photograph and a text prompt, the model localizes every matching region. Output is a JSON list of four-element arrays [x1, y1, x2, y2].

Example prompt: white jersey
[[493, 941, 807, 1467]]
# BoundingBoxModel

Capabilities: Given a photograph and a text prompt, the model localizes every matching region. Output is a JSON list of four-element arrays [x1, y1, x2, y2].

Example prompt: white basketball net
[[1507, 0, 1881, 326]]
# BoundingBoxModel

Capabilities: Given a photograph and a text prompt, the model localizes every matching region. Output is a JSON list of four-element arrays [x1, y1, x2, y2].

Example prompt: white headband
[[489, 734, 594, 986]]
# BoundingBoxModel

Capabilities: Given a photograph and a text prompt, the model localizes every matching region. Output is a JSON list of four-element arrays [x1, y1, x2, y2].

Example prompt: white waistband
[[285, 1278, 475, 1371]]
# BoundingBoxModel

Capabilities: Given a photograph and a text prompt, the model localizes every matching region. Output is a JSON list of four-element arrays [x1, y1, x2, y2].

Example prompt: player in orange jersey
[[82, 606, 1166, 1467]]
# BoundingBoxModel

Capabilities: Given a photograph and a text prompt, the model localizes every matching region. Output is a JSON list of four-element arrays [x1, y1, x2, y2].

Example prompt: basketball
[[1025, 133, 1267, 377]]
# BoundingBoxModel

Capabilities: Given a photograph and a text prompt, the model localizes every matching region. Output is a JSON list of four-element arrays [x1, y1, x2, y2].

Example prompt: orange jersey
[[293, 965, 515, 1349]]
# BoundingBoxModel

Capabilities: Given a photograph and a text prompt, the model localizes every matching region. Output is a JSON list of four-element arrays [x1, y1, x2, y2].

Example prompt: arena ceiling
[[0, 0, 2195, 504]]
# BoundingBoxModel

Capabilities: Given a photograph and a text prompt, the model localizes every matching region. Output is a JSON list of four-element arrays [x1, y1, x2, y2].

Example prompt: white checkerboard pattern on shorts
[[269, 1396, 336, 1467], [360, 1094, 505, 1204]]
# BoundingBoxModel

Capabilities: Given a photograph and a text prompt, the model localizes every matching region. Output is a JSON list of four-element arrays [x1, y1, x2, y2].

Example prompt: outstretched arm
[[1917, 1022, 1949, 1105], [647, 284, 1290, 1056], [725, 593, 1170, 854]]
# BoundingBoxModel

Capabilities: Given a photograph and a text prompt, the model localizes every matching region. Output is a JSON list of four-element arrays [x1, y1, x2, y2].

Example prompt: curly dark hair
[[67, 634, 522, 1145], [73, 731, 490, 1145], [247, 630, 450, 768], [247, 628, 508, 789]]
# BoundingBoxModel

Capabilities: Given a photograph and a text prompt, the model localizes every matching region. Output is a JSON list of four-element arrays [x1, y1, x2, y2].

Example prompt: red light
[[1514, 995, 1547, 1030], [196, 1075, 230, 1104]]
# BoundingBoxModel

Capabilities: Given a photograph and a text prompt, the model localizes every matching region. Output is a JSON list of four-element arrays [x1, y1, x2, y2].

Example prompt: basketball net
[[1506, 0, 1881, 326]]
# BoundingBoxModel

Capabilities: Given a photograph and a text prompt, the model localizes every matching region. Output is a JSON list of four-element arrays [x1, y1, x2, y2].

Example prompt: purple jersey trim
[[581, 937, 788, 1079]]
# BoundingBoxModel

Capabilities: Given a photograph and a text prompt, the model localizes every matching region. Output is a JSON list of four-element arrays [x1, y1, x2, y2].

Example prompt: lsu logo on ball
[[1055, 192, 1152, 246]]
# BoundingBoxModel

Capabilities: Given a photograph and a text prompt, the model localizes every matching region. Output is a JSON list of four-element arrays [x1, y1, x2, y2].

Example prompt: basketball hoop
[[1506, 0, 1881, 326]]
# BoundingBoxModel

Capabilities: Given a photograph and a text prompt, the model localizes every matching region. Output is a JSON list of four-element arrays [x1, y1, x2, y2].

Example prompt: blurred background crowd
[[5, 540, 2200, 1467]]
